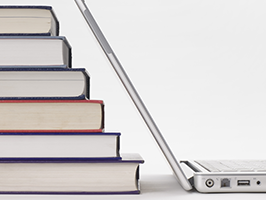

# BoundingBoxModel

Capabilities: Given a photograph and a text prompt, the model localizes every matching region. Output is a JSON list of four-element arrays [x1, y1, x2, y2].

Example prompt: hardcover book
[[0, 5, 144, 196], [0, 6, 59, 36], [0, 100, 104, 132], [0, 36, 71, 68], [0, 132, 120, 159], [0, 154, 143, 194], [0, 68, 90, 99]]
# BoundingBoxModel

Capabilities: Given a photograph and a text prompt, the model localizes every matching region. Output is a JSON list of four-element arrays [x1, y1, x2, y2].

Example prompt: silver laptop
[[75, 0, 266, 193]]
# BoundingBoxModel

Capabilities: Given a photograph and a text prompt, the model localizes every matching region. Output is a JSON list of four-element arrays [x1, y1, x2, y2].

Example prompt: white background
[[1, 0, 266, 199]]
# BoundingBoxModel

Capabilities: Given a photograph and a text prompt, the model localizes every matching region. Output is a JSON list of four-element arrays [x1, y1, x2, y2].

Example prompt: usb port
[[237, 180, 250, 186]]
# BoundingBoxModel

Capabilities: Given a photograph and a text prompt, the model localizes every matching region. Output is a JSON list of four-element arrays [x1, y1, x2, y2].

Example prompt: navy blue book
[[0, 36, 71, 68], [0, 68, 89, 100], [0, 132, 120, 159], [0, 6, 59, 36], [0, 154, 144, 195]]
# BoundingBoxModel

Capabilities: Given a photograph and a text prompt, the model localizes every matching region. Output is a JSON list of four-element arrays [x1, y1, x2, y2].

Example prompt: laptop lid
[[75, 0, 192, 191]]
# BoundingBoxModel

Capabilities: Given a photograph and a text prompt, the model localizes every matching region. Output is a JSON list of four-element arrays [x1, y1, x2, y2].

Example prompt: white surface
[[0, 174, 266, 199], [1, 0, 266, 198]]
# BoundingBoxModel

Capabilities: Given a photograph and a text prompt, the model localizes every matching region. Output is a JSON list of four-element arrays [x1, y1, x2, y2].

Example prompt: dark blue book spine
[[0, 190, 140, 195], [83, 70, 90, 99], [0, 67, 86, 71], [0, 132, 121, 136], [0, 6, 52, 9], [0, 33, 51, 36]]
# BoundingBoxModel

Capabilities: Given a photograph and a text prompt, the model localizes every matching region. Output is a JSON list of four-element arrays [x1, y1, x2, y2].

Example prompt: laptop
[[75, 0, 266, 192]]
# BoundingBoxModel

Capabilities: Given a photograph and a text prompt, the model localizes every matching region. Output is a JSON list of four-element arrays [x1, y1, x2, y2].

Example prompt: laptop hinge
[[181, 160, 201, 172], [188, 176, 194, 187]]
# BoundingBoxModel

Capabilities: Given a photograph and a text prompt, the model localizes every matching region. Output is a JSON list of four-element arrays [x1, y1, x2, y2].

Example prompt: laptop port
[[221, 178, 230, 188], [205, 179, 214, 188], [237, 180, 250, 186]]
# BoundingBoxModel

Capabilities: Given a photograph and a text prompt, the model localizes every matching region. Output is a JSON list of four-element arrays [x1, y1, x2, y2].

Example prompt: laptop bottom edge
[[182, 160, 266, 193]]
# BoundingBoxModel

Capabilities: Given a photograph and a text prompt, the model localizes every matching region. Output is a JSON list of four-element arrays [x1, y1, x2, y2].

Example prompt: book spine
[[62, 37, 72, 68], [0, 157, 123, 163], [116, 136, 120, 157], [0, 6, 53, 9], [50, 8, 59, 36], [83, 70, 90, 99], [0, 132, 121, 136], [0, 67, 86, 71], [0, 99, 103, 103], [0, 33, 51, 36], [0, 95, 87, 101]]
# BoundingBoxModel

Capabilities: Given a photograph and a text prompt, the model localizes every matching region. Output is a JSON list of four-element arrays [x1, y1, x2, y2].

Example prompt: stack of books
[[0, 5, 144, 195]]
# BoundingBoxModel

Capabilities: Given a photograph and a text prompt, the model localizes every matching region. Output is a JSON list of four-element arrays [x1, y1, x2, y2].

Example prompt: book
[[0, 132, 120, 159], [0, 36, 71, 68], [0, 6, 59, 36], [0, 68, 89, 99], [0, 100, 104, 132], [0, 154, 143, 194]]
